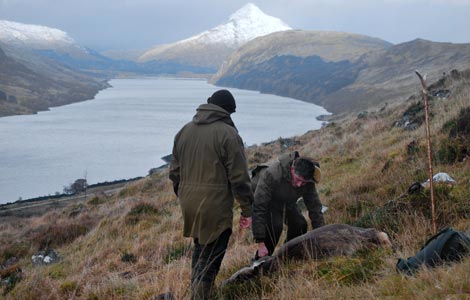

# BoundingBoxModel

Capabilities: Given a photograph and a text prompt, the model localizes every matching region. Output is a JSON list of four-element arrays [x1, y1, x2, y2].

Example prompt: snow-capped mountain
[[0, 19, 141, 74], [138, 3, 292, 70], [176, 3, 291, 47], [0, 19, 83, 53]]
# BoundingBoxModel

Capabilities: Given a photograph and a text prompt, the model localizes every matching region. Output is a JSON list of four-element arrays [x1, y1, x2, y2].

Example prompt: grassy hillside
[[0, 46, 109, 117], [325, 39, 470, 113], [0, 72, 469, 299]]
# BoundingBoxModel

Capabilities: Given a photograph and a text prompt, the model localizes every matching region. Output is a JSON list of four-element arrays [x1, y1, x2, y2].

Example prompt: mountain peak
[[139, 3, 291, 67], [229, 3, 265, 21], [0, 19, 76, 48], [185, 3, 291, 47]]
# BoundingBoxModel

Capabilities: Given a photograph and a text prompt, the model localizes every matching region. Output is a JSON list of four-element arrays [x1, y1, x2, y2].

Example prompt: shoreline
[[1, 74, 335, 120], [0, 154, 173, 208], [0, 74, 211, 119], [0, 176, 144, 209], [0, 79, 111, 119]]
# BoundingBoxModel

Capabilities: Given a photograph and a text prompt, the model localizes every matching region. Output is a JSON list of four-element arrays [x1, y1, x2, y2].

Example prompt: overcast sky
[[1, 0, 469, 51]]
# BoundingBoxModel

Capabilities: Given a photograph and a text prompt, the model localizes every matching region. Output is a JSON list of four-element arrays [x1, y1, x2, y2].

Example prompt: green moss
[[86, 293, 99, 300], [316, 249, 385, 285], [125, 202, 169, 226], [128, 202, 160, 216], [164, 242, 191, 263], [220, 277, 263, 300], [438, 107, 470, 163], [437, 138, 459, 164], [111, 286, 128, 295], [48, 264, 66, 279], [1, 268, 22, 296], [1, 241, 30, 261], [59, 281, 78, 294], [353, 201, 405, 232], [88, 196, 107, 205], [443, 107, 470, 137]]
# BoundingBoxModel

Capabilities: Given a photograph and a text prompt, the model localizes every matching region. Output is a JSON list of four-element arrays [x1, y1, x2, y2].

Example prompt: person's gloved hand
[[239, 216, 252, 228], [257, 242, 269, 258]]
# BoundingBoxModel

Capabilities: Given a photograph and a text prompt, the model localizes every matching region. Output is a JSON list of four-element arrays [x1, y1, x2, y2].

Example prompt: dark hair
[[293, 157, 318, 179]]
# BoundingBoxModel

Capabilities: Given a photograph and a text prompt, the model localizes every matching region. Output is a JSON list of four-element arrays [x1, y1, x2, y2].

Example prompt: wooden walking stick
[[415, 70, 437, 235]]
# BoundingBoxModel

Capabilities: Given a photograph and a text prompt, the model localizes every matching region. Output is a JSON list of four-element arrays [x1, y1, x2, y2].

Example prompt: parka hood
[[192, 103, 235, 127], [279, 151, 299, 182]]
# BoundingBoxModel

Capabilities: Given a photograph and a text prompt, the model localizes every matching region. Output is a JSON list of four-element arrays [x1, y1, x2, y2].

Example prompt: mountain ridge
[[211, 33, 470, 114], [0, 19, 88, 56]]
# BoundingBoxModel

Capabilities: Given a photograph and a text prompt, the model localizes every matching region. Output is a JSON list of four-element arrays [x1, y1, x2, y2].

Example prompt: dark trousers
[[264, 207, 308, 255], [191, 229, 232, 299]]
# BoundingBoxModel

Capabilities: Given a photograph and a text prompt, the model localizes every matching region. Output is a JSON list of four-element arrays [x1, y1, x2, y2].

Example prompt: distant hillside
[[0, 45, 108, 117], [213, 30, 391, 68], [210, 30, 392, 113], [100, 49, 146, 61], [0, 19, 117, 117], [329, 39, 470, 112], [211, 32, 470, 113], [0, 19, 112, 74]]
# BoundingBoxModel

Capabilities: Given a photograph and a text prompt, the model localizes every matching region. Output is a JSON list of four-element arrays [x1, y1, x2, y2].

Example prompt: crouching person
[[252, 151, 324, 258]]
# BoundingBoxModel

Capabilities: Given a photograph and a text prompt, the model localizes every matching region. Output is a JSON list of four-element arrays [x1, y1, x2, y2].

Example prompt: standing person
[[252, 151, 324, 258], [169, 89, 254, 300]]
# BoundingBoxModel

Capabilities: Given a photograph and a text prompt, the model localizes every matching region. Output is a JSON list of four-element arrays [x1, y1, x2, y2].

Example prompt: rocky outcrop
[[31, 249, 60, 267]]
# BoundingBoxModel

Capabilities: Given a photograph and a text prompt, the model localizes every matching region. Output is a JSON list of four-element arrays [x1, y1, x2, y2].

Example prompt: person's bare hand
[[239, 216, 252, 229], [257, 242, 269, 257]]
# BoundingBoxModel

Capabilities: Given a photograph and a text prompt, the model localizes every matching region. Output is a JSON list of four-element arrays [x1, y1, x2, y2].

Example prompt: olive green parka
[[169, 103, 254, 245], [252, 152, 324, 242]]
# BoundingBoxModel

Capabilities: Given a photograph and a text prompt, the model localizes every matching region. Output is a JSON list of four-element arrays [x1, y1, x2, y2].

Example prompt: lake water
[[0, 78, 329, 204]]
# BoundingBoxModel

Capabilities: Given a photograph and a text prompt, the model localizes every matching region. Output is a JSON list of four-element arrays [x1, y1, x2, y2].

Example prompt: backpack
[[396, 227, 470, 276], [250, 165, 268, 193]]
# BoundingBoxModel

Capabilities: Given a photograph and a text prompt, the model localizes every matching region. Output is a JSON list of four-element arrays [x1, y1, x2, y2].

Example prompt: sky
[[1, 0, 469, 51]]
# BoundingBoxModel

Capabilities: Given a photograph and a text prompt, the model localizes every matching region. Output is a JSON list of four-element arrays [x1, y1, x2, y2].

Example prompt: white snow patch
[[0, 19, 78, 48]]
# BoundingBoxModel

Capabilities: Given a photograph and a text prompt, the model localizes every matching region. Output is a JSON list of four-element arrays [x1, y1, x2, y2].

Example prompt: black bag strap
[[250, 165, 268, 179], [452, 231, 470, 248], [420, 227, 453, 250]]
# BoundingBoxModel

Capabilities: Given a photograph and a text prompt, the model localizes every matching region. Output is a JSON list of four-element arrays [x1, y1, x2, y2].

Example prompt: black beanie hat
[[207, 89, 236, 113]]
